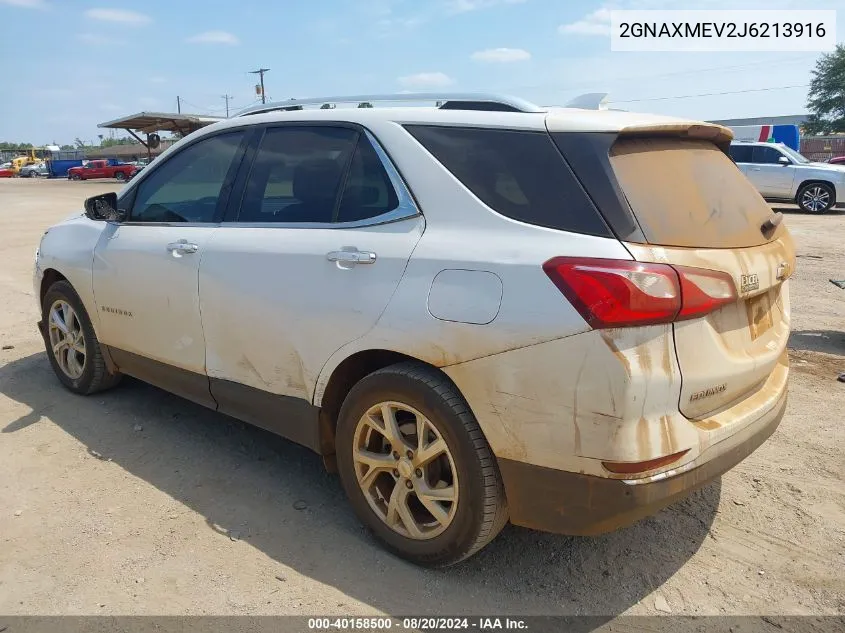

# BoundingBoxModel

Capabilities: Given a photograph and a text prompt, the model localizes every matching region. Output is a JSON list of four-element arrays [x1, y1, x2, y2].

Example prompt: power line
[[609, 84, 809, 104], [502, 56, 811, 97]]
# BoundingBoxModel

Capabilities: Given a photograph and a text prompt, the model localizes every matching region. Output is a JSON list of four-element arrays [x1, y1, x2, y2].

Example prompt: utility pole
[[221, 94, 233, 117], [249, 68, 270, 104], [176, 95, 181, 113]]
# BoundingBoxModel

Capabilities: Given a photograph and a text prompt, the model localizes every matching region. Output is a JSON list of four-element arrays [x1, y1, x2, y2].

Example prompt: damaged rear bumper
[[498, 389, 786, 536]]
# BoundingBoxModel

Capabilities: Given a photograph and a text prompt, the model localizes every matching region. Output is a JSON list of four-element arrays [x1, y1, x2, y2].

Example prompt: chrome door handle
[[166, 240, 198, 256], [326, 249, 377, 265]]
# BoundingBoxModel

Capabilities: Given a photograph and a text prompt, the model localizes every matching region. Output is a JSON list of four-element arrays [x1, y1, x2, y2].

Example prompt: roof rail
[[235, 93, 545, 117]]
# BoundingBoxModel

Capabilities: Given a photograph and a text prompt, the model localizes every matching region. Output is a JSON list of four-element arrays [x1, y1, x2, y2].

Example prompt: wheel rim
[[48, 299, 86, 379], [352, 401, 459, 540], [801, 186, 829, 212]]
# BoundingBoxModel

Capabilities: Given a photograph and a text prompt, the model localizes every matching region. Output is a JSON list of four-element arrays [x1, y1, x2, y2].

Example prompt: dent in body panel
[[443, 326, 697, 475]]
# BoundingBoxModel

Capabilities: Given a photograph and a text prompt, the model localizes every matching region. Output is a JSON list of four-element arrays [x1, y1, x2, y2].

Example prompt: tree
[[100, 138, 139, 148], [357, 102, 373, 108], [805, 44, 845, 135], [0, 142, 34, 150]]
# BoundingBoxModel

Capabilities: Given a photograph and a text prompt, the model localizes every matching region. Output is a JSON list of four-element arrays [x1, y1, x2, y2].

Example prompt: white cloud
[[471, 47, 531, 63], [186, 30, 240, 45], [85, 8, 152, 26], [446, 0, 525, 14], [398, 72, 455, 89], [559, 7, 611, 36], [0, 0, 47, 8]]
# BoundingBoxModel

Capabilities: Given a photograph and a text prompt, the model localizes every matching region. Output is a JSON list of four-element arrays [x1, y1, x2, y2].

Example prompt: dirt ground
[[0, 178, 843, 618]]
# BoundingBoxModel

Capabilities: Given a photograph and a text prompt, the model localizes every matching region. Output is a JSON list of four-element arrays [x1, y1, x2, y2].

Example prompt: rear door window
[[405, 125, 611, 236], [728, 145, 753, 163], [236, 126, 358, 223], [609, 137, 779, 248]]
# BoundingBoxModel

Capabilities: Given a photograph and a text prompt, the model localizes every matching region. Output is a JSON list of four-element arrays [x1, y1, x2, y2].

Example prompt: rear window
[[405, 125, 611, 236], [609, 138, 780, 248]]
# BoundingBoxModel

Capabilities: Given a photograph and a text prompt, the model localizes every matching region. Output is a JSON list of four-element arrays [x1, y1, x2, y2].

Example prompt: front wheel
[[42, 281, 121, 395], [335, 362, 508, 567], [797, 182, 835, 213], [70, 174, 82, 181], [115, 171, 126, 182]]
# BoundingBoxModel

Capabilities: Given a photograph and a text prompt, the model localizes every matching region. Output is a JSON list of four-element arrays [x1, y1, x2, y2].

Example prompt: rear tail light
[[543, 257, 737, 328], [674, 265, 736, 320]]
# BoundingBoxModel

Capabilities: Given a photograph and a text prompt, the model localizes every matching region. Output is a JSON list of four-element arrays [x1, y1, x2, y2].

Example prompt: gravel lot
[[0, 178, 843, 618]]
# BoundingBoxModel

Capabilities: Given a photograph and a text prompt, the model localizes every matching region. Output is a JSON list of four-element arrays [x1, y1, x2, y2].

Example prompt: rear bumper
[[499, 389, 786, 536]]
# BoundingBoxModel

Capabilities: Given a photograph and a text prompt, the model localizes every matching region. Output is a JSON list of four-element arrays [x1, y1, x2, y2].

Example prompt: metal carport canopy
[[97, 111, 223, 136]]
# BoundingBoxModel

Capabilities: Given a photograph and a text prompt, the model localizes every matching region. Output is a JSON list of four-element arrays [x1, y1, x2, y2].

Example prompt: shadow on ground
[[789, 329, 845, 356], [770, 205, 845, 216], [0, 353, 720, 617]]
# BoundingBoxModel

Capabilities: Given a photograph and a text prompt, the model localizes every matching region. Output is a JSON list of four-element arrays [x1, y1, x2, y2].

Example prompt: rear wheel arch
[[317, 349, 471, 457]]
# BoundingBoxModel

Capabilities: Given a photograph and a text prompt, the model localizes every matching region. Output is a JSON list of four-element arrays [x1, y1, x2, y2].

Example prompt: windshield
[[778, 145, 810, 164]]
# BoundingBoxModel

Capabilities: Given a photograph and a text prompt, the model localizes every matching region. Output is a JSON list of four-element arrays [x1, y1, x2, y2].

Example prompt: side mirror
[[84, 192, 127, 222], [778, 156, 790, 166]]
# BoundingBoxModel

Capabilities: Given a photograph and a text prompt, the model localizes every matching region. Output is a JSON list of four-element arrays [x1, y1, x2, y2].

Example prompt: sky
[[0, 0, 843, 145]]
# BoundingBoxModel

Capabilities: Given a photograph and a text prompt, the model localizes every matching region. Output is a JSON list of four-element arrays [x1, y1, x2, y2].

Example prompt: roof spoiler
[[618, 122, 735, 152]]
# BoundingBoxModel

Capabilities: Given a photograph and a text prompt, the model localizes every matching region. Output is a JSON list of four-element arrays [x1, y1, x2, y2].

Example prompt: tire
[[42, 280, 121, 395], [70, 174, 81, 181], [335, 361, 508, 567], [797, 182, 835, 213], [115, 171, 126, 182]]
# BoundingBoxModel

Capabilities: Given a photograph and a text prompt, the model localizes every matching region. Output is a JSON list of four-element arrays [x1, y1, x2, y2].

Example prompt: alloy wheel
[[48, 299, 86, 379], [352, 401, 459, 540], [801, 186, 830, 212]]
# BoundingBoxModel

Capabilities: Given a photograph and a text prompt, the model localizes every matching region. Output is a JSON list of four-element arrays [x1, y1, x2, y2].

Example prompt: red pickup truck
[[67, 160, 138, 182]]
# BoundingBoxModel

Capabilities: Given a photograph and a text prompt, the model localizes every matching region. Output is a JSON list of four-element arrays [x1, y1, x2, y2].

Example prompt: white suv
[[729, 140, 845, 213], [35, 94, 793, 566]]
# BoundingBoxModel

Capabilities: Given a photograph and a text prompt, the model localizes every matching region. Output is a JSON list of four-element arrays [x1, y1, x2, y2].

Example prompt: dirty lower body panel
[[498, 390, 786, 536]]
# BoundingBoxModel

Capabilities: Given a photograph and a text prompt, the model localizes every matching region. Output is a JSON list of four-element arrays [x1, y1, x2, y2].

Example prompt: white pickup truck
[[729, 141, 845, 213]]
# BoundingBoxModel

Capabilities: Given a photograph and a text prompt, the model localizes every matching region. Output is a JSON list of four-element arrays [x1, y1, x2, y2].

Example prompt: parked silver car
[[19, 162, 48, 178], [729, 141, 845, 213]]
